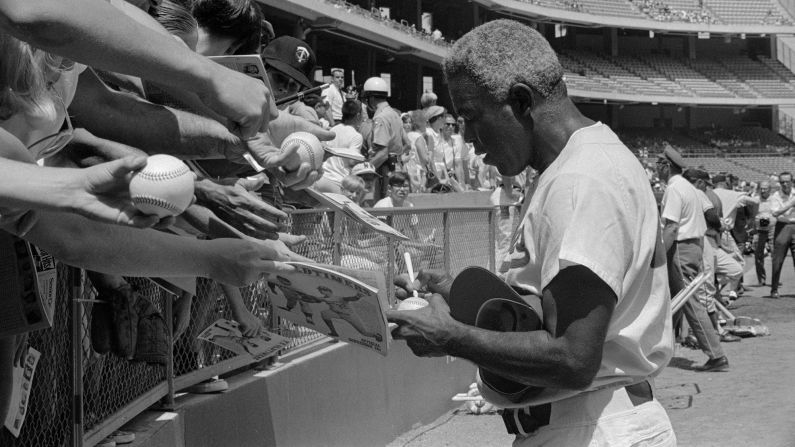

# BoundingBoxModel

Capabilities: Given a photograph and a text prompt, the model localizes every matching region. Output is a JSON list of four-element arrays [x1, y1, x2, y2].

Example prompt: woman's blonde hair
[[0, 32, 59, 121]]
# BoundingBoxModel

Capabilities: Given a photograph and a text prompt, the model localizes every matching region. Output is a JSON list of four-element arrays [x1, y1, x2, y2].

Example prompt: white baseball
[[129, 154, 194, 218], [397, 297, 429, 311], [280, 131, 324, 171]]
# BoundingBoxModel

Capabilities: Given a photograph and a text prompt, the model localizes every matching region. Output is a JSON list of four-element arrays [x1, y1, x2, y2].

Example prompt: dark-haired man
[[388, 20, 675, 446], [192, 0, 265, 55], [770, 171, 795, 298]]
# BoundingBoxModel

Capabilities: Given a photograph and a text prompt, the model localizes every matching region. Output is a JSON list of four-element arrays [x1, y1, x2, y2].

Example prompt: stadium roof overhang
[[569, 88, 795, 107], [257, 0, 447, 67], [473, 0, 795, 36]]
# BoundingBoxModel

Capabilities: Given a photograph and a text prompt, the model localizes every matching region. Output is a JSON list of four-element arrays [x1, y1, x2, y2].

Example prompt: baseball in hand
[[129, 154, 195, 218], [397, 297, 429, 311], [280, 131, 324, 172]]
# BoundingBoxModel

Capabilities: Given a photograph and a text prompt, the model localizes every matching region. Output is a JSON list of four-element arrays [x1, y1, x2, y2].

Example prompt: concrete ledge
[[130, 340, 475, 447]]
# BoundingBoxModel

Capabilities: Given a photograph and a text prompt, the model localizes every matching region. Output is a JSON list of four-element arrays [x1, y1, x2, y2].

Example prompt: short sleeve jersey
[[371, 104, 403, 155], [482, 122, 672, 408], [660, 175, 707, 240], [321, 124, 363, 185]]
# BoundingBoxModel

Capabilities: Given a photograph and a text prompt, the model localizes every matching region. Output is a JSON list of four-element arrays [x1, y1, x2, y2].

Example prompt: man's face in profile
[[447, 75, 532, 176], [781, 174, 793, 196]]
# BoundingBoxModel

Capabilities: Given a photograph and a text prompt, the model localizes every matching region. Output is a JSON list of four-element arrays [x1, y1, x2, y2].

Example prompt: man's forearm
[[0, 0, 214, 95], [25, 212, 214, 277], [71, 71, 242, 159]]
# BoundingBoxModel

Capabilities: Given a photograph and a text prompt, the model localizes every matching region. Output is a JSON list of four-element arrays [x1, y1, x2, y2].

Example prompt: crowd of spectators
[[633, 0, 717, 24], [0, 2, 513, 444]]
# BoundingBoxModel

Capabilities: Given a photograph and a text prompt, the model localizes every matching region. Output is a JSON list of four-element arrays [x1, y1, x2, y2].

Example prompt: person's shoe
[[696, 356, 729, 372], [770, 290, 780, 299], [720, 333, 741, 343], [728, 291, 738, 301], [682, 334, 699, 349], [185, 377, 228, 394], [105, 430, 135, 445]]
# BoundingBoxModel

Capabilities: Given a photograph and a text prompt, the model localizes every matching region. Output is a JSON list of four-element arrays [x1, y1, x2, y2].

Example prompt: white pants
[[513, 385, 676, 447]]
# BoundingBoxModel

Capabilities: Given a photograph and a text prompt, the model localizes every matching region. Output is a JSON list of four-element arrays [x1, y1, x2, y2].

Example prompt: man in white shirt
[[657, 146, 729, 371], [322, 68, 345, 125], [753, 181, 775, 285], [388, 20, 675, 446], [314, 100, 364, 194], [770, 171, 795, 298], [712, 174, 758, 279]]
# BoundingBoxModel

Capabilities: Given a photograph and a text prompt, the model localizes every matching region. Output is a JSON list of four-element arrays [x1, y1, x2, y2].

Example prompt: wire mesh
[[3, 205, 497, 447]]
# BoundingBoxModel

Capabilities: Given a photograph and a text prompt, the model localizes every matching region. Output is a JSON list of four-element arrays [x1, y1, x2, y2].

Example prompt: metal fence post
[[386, 235, 396, 306], [331, 210, 344, 266], [443, 210, 451, 274], [71, 267, 85, 447], [488, 209, 497, 273], [163, 294, 175, 410]]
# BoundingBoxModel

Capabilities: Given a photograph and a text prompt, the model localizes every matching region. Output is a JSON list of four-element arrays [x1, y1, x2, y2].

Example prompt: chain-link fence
[[4, 205, 497, 447]]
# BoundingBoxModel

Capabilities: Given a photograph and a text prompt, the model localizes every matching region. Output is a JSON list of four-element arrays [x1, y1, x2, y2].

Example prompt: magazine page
[[266, 262, 389, 356], [306, 188, 409, 240], [0, 233, 57, 337], [4, 347, 40, 437], [197, 319, 291, 363]]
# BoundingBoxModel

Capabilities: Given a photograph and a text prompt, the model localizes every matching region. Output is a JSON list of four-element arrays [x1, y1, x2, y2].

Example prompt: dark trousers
[[754, 229, 770, 284], [771, 222, 795, 292], [670, 239, 725, 360]]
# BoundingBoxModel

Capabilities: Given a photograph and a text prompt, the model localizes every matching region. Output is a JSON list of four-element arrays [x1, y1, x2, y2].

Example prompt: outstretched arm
[[0, 0, 276, 138]]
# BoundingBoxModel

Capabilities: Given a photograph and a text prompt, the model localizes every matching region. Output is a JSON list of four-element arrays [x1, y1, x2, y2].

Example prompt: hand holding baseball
[[69, 156, 177, 228], [129, 154, 196, 218]]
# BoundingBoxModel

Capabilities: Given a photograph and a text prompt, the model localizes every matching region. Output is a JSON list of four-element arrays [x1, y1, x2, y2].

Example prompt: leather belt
[[500, 380, 653, 435]]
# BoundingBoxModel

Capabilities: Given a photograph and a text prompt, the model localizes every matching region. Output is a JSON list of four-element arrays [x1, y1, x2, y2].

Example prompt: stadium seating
[[516, 0, 793, 26], [561, 50, 795, 100]]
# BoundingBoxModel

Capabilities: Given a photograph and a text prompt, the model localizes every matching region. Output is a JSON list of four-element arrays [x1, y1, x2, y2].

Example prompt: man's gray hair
[[443, 20, 564, 102]]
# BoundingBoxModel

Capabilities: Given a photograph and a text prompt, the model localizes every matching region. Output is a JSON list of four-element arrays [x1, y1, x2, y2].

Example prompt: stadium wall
[[136, 341, 475, 447]]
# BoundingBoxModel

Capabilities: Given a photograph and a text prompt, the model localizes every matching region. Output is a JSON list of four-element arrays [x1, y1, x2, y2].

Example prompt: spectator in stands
[[434, 113, 469, 188], [314, 100, 365, 194], [340, 174, 366, 205], [404, 110, 432, 192], [152, 0, 199, 50], [420, 91, 438, 111], [658, 146, 730, 371], [770, 172, 795, 298], [322, 68, 345, 125], [390, 20, 676, 446], [753, 181, 775, 286], [361, 76, 405, 200], [351, 161, 380, 207], [192, 0, 265, 56], [0, 0, 277, 141]]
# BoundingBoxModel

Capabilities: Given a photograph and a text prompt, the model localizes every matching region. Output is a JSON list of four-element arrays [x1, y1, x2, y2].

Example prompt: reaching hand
[[232, 308, 266, 338], [194, 178, 286, 240], [208, 238, 297, 286], [394, 268, 453, 300], [199, 66, 278, 140], [267, 111, 335, 147], [69, 156, 177, 228]]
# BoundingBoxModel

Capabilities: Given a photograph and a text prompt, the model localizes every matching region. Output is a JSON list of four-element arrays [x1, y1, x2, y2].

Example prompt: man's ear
[[507, 84, 534, 120]]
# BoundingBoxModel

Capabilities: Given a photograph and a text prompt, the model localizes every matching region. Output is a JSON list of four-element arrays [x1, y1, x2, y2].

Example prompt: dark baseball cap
[[261, 36, 316, 88], [683, 168, 712, 186], [712, 174, 728, 184]]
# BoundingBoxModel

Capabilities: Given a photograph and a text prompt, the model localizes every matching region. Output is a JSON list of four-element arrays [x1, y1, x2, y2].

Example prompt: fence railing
[[1, 206, 498, 447]]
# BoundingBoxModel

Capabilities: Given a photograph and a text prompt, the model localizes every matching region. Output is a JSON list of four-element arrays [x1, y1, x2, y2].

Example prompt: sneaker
[[106, 430, 135, 445], [720, 333, 741, 343], [696, 356, 729, 372], [682, 334, 699, 350], [770, 290, 780, 299], [185, 377, 229, 394], [728, 291, 738, 301]]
